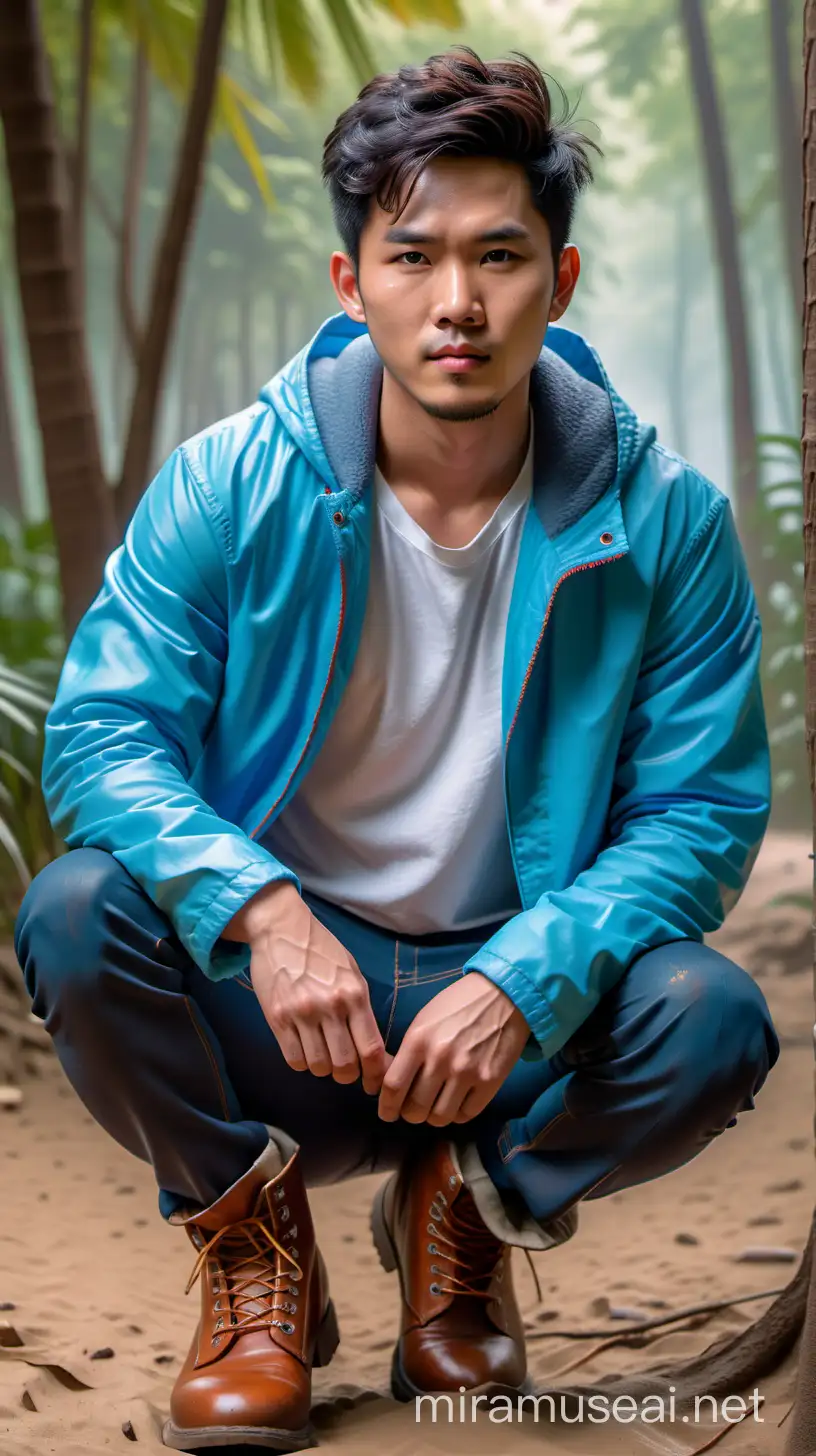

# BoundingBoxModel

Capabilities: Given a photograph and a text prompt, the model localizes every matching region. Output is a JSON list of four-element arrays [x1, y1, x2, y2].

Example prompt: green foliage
[[0, 513, 64, 928]]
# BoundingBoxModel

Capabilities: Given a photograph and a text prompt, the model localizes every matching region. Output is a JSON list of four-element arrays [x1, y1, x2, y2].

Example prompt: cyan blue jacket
[[41, 312, 770, 1059]]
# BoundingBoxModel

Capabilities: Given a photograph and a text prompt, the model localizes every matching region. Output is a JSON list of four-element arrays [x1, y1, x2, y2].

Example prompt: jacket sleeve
[[463, 489, 771, 1059], [41, 447, 300, 981]]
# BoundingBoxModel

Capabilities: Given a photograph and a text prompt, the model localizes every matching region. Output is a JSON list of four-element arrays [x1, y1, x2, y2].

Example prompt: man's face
[[329, 156, 580, 422]]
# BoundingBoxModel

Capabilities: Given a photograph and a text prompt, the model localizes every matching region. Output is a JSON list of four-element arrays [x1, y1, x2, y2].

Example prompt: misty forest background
[[0, 0, 804, 932]]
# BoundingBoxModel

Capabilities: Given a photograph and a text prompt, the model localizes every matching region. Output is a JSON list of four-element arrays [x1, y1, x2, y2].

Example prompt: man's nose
[[431, 263, 485, 326]]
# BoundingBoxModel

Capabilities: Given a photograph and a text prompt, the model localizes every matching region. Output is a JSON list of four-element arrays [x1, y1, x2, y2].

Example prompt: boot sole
[[161, 1298, 340, 1451], [371, 1181, 530, 1406]]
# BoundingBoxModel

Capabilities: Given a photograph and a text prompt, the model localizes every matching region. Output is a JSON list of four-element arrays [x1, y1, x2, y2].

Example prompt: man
[[15, 44, 779, 1455]]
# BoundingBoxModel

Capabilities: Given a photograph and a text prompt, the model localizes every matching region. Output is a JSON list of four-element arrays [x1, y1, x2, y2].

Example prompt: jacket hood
[[260, 312, 656, 540]]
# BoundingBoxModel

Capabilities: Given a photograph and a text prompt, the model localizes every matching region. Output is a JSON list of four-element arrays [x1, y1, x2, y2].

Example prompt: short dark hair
[[321, 45, 602, 273]]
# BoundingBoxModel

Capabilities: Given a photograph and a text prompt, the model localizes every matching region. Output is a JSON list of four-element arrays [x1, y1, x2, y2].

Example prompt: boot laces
[[427, 1186, 543, 1304], [184, 1182, 304, 1341], [427, 1187, 504, 1300]]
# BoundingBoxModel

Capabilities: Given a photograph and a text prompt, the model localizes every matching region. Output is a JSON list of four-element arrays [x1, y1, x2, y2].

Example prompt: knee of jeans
[[659, 948, 779, 1090], [14, 848, 135, 1011]]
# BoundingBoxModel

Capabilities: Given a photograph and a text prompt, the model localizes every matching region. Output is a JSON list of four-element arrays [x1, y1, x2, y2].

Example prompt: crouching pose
[[15, 45, 778, 1454]]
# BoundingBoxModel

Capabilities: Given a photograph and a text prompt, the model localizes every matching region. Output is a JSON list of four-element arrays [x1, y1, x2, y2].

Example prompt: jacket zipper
[[503, 550, 626, 901], [250, 557, 347, 842]]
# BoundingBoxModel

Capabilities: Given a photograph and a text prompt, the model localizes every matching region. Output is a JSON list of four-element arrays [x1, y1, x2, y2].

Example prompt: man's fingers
[[298, 1023, 334, 1077], [427, 1079, 470, 1127], [348, 999, 389, 1094], [321, 1017, 361, 1085], [274, 1021, 308, 1072], [378, 1040, 423, 1121], [400, 1066, 447, 1124], [452, 1078, 499, 1123]]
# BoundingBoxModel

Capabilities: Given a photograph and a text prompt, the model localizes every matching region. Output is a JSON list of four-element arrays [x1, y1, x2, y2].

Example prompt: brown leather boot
[[163, 1131, 339, 1450], [370, 1139, 528, 1401]]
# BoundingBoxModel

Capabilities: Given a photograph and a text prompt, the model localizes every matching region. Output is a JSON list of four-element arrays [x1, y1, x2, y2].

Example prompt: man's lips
[[428, 348, 490, 373]]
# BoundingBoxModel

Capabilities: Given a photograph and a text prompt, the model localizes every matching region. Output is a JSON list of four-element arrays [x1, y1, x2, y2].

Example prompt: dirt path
[[1, 831, 814, 1456]]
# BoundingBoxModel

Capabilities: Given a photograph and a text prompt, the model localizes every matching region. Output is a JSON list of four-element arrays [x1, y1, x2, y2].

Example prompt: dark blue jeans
[[14, 848, 779, 1226]]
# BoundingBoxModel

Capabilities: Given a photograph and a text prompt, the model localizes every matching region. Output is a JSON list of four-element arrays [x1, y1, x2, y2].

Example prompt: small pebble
[[116, 1186, 136, 1196], [122, 1419, 137, 1442], [128, 1324, 143, 1336], [787, 1138, 808, 1151], [340, 1234, 354, 1244], [609, 1305, 648, 1322], [747, 1214, 782, 1227], [763, 1179, 804, 1195], [89, 1346, 115, 1360], [733, 1246, 798, 1264], [0, 1302, 16, 1311], [0, 1323, 24, 1348], [154, 1353, 175, 1365], [675, 1232, 699, 1246]]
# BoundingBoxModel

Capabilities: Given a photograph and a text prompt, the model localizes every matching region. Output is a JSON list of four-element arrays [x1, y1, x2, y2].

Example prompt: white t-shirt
[[263, 418, 533, 934]]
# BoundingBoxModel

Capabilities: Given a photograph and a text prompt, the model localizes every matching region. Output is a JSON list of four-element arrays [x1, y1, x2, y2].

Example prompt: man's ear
[[549, 243, 580, 322], [329, 252, 366, 323]]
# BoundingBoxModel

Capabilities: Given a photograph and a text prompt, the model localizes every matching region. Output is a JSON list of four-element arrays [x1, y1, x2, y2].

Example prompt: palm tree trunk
[[0, 316, 23, 516], [784, 2, 816, 1449], [769, 0, 805, 334], [0, 0, 115, 635], [668, 201, 691, 459], [679, 0, 761, 572], [72, 0, 93, 318], [115, 0, 229, 530]]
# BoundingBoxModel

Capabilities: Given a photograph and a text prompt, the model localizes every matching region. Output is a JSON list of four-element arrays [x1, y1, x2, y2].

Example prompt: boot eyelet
[[430, 1264, 441, 1275], [429, 1283, 442, 1296], [289, 1247, 299, 1259], [427, 1223, 439, 1237], [448, 1175, 457, 1188], [274, 1319, 296, 1335], [211, 1334, 221, 1346], [279, 1205, 290, 1222], [213, 1300, 222, 1311], [333, 511, 345, 527], [214, 1317, 224, 1331], [427, 1242, 439, 1255], [288, 1285, 299, 1296], [429, 1203, 443, 1220], [274, 1186, 286, 1202]]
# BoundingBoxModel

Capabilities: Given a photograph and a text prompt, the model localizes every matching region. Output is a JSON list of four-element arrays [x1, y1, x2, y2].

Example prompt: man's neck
[[375, 369, 532, 547]]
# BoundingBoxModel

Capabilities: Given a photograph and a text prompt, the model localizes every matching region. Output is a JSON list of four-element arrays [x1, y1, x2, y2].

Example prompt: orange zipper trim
[[505, 551, 626, 750], [250, 558, 347, 841]]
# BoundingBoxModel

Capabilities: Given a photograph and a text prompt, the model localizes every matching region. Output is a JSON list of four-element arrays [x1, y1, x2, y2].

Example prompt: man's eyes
[[392, 249, 520, 265]]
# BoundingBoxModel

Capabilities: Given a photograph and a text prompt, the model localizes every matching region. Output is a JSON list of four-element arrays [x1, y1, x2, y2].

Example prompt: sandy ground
[[1, 830, 815, 1456]]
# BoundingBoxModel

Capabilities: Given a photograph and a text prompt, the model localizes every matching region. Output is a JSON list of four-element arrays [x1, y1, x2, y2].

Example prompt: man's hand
[[377, 971, 530, 1126], [223, 882, 390, 1094]]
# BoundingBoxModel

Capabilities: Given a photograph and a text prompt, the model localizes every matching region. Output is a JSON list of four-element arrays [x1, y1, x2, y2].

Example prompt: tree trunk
[[783, 3, 816, 1450], [72, 0, 93, 318], [769, 0, 805, 335], [115, 0, 229, 529], [679, 0, 762, 571], [0, 0, 115, 635], [0, 315, 23, 516], [668, 200, 691, 459]]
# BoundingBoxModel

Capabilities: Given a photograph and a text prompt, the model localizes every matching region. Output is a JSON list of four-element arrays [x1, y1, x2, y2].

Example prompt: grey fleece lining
[[456, 1139, 579, 1252], [308, 332, 619, 540]]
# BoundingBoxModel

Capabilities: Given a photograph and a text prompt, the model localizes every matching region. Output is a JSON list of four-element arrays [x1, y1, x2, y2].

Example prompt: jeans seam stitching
[[501, 1108, 572, 1162], [184, 995, 231, 1123], [384, 939, 399, 1051], [397, 966, 464, 987]]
